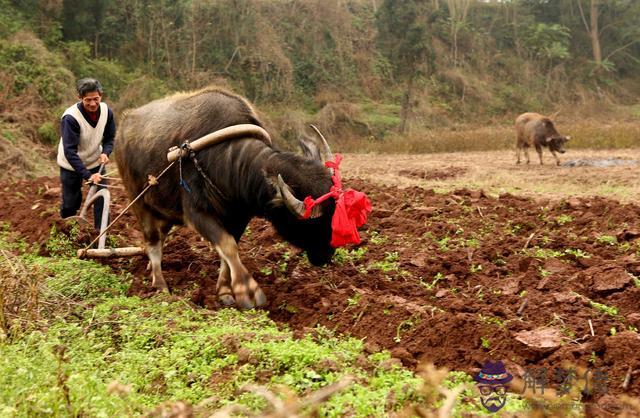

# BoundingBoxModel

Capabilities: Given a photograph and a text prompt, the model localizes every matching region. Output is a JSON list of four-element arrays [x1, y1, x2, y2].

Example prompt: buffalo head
[[546, 135, 570, 154], [270, 126, 338, 266]]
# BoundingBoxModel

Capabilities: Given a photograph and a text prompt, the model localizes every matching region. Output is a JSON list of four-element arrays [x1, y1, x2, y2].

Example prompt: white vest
[[57, 102, 108, 171]]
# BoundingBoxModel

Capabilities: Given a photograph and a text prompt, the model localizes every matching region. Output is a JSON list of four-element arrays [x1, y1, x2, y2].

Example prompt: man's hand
[[99, 153, 110, 165], [89, 173, 102, 184]]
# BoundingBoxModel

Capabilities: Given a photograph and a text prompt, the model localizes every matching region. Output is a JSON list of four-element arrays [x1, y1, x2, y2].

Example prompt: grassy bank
[[0, 230, 427, 417], [0, 225, 547, 417]]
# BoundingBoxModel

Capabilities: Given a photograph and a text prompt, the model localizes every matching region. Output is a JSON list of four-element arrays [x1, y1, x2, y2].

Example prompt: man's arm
[[60, 115, 92, 179]]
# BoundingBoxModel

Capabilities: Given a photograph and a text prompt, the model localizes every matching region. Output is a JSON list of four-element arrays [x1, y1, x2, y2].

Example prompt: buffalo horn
[[309, 125, 334, 174], [277, 174, 323, 219]]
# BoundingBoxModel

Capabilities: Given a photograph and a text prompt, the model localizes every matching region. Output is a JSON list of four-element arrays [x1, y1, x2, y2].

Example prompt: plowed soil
[[2, 155, 640, 410]]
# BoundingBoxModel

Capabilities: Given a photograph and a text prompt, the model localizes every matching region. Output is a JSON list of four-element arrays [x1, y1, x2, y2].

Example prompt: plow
[[73, 164, 144, 259]]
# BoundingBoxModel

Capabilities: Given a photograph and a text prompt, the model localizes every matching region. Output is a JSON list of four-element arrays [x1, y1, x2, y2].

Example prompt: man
[[57, 78, 115, 229]]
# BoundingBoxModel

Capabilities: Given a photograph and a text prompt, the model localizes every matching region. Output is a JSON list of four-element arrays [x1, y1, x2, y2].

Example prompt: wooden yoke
[[167, 124, 272, 162]]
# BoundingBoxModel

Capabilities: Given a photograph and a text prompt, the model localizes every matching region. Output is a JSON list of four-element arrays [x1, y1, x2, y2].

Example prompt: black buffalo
[[115, 87, 338, 309]]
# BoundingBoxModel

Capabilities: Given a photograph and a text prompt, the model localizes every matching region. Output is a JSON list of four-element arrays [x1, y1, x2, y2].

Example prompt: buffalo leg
[[216, 260, 235, 306], [550, 150, 561, 166], [516, 146, 521, 164], [135, 206, 172, 292], [535, 145, 543, 165], [186, 209, 266, 309], [523, 147, 531, 164]]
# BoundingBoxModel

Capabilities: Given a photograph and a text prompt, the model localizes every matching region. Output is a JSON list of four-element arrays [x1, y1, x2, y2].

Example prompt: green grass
[[589, 300, 619, 317], [0, 292, 424, 416], [0, 236, 424, 417]]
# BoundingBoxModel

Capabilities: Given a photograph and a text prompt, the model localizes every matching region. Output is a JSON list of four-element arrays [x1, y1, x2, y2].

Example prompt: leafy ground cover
[[0, 235, 423, 416]]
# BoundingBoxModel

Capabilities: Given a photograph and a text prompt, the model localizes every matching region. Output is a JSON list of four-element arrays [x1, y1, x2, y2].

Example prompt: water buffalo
[[115, 87, 339, 309], [515, 112, 570, 166]]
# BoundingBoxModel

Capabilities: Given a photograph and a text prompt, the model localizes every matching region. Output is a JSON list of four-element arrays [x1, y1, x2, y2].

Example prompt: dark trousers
[[60, 166, 108, 230]]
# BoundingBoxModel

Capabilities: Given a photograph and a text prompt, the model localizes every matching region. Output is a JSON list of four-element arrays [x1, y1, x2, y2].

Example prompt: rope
[[177, 141, 227, 213], [78, 161, 176, 257], [189, 149, 228, 203]]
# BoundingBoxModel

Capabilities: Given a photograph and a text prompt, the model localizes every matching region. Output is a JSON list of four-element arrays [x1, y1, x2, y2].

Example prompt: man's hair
[[76, 78, 103, 97]]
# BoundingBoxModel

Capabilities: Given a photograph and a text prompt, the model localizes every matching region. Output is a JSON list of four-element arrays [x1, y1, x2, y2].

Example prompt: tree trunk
[[400, 75, 415, 134], [589, 0, 602, 65], [577, 0, 602, 67]]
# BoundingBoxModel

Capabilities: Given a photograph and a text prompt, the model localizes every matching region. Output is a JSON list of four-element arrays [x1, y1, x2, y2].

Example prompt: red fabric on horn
[[302, 154, 372, 247]]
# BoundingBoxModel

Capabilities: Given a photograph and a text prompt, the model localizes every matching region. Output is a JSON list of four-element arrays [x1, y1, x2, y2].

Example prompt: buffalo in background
[[515, 112, 570, 166]]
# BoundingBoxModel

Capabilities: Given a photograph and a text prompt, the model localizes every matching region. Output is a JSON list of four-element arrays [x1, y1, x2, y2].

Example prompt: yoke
[[166, 124, 272, 162]]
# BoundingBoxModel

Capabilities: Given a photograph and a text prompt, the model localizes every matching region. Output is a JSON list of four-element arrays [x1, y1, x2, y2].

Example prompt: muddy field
[[1, 149, 639, 413]]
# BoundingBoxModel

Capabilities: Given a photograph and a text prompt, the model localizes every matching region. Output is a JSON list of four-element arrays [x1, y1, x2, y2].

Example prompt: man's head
[[76, 78, 103, 113]]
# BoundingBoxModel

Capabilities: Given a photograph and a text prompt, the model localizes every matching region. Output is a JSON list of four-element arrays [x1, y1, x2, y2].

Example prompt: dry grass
[[342, 148, 640, 203], [333, 120, 640, 154], [0, 249, 45, 338]]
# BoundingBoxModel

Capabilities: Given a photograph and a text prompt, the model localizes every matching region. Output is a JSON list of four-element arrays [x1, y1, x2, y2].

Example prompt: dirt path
[[1, 151, 639, 412]]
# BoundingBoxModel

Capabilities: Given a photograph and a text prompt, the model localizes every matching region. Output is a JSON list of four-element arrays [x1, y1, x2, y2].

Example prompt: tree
[[575, 0, 602, 68], [445, 0, 472, 66], [376, 0, 435, 133]]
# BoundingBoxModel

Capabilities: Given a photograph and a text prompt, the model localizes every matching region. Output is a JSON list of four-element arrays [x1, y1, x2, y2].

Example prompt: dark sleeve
[[60, 115, 92, 179], [102, 108, 116, 156]]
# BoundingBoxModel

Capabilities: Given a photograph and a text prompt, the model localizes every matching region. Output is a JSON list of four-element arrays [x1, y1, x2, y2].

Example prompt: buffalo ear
[[565, 135, 571, 141], [298, 134, 321, 160]]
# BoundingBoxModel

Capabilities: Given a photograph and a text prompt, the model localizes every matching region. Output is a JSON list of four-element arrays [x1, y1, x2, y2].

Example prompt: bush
[[37, 121, 57, 144]]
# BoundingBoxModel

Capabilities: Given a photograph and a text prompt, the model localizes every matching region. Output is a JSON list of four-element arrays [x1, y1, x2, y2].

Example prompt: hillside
[[1, 0, 639, 178]]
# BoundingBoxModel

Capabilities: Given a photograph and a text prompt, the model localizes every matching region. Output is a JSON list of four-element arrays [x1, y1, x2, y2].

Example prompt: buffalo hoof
[[234, 287, 267, 310], [218, 293, 235, 307], [236, 296, 257, 310], [516, 161, 521, 165], [254, 288, 267, 307], [153, 285, 170, 294]]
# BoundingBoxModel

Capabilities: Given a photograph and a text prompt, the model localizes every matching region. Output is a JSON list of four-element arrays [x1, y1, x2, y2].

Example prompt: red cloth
[[302, 154, 372, 247]]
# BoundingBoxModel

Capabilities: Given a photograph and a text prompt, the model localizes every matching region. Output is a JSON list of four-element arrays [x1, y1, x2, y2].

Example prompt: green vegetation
[[596, 235, 618, 246], [45, 223, 79, 257], [589, 300, 619, 317], [333, 247, 368, 266], [555, 214, 573, 226], [572, 292, 619, 317], [368, 251, 400, 273], [480, 337, 491, 350], [0, 238, 424, 416], [367, 231, 388, 246]]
